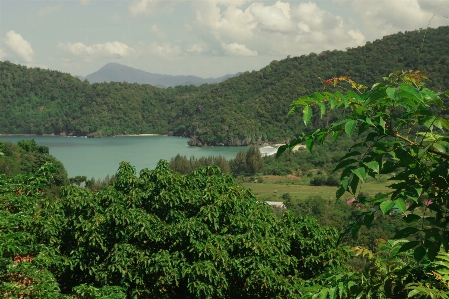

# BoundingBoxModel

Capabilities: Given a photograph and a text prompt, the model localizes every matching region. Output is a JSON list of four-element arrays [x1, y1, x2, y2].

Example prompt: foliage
[[284, 195, 411, 252], [85, 174, 116, 191], [1, 159, 349, 298], [169, 154, 230, 174], [303, 240, 449, 299], [0, 163, 67, 298], [279, 70, 449, 297], [0, 139, 69, 190], [229, 146, 264, 176]]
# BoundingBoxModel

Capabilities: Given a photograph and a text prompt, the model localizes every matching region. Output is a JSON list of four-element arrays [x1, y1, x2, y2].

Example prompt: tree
[[246, 146, 264, 175], [279, 71, 449, 297], [229, 150, 247, 176], [229, 146, 263, 176]]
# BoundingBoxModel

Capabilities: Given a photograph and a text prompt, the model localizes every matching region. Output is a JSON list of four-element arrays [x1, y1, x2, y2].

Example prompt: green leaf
[[398, 83, 423, 103], [345, 120, 357, 136], [351, 167, 366, 182], [336, 186, 346, 200], [328, 287, 337, 299], [275, 144, 288, 158], [380, 200, 395, 214], [394, 227, 419, 239], [347, 90, 360, 103], [306, 138, 314, 152], [317, 101, 326, 118], [404, 214, 421, 223], [379, 117, 386, 132], [386, 87, 396, 100], [394, 198, 407, 213], [304, 105, 312, 126], [364, 161, 379, 174], [364, 213, 374, 229], [319, 288, 328, 299], [350, 175, 359, 194], [341, 151, 362, 160], [414, 245, 426, 262], [433, 142, 446, 153], [408, 289, 420, 297], [333, 159, 358, 172], [398, 241, 420, 253], [440, 118, 449, 131]]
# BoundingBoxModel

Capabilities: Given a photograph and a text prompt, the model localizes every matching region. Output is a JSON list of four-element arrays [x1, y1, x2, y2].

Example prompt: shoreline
[[114, 134, 164, 137]]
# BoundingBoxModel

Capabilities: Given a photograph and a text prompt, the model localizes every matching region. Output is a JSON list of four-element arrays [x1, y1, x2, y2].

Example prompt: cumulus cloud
[[190, 1, 365, 57], [222, 42, 257, 56], [248, 1, 293, 33], [57, 41, 133, 58], [3, 31, 34, 63], [37, 5, 62, 16], [129, 0, 183, 16]]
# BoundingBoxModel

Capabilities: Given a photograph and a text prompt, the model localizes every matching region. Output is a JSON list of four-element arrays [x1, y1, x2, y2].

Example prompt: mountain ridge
[[78, 63, 241, 87]]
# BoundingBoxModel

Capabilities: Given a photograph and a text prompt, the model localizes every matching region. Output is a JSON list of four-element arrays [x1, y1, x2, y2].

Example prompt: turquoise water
[[0, 136, 248, 179]]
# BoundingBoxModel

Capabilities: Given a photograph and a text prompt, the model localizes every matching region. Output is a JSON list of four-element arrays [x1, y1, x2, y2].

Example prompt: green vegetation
[[279, 71, 449, 297], [0, 139, 68, 195], [1, 160, 347, 298], [1, 27, 449, 145], [169, 154, 230, 174]]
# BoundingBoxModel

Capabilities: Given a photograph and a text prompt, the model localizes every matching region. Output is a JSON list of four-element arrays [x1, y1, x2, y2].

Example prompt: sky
[[0, 0, 448, 78]]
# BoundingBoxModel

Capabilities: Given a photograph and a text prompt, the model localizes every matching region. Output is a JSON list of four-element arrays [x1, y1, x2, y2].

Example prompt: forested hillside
[[1, 26, 448, 144]]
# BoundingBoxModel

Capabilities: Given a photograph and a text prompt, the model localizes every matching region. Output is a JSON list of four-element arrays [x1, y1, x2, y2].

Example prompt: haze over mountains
[[77, 63, 241, 87]]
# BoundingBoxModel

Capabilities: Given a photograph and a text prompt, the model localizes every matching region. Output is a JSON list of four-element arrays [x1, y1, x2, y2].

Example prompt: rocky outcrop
[[187, 138, 203, 147]]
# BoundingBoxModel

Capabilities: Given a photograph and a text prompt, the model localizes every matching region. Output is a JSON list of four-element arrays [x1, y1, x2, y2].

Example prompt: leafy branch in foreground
[[278, 70, 449, 297]]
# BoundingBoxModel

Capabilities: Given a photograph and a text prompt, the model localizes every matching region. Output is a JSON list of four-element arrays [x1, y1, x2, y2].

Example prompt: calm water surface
[[0, 136, 249, 179]]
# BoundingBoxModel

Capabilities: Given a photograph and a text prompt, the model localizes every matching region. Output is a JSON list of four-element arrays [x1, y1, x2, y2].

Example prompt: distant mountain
[[78, 63, 240, 87]]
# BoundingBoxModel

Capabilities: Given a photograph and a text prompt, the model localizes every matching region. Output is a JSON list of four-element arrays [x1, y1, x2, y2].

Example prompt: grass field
[[242, 175, 392, 202]]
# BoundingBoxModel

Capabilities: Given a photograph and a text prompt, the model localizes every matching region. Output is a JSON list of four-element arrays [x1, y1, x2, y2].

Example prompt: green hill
[[1, 26, 448, 145]]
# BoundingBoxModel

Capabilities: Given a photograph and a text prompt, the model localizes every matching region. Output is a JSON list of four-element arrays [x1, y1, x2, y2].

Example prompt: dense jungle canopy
[[1, 26, 449, 145]]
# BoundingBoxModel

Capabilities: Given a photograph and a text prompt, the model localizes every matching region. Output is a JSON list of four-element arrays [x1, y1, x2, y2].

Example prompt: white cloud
[[37, 5, 62, 16], [190, 1, 365, 57], [0, 48, 7, 60], [147, 42, 182, 59], [57, 41, 133, 58], [222, 42, 257, 56], [129, 0, 183, 16], [348, 29, 365, 45], [3, 31, 34, 63], [150, 25, 165, 38], [80, 0, 91, 6], [249, 1, 294, 33]]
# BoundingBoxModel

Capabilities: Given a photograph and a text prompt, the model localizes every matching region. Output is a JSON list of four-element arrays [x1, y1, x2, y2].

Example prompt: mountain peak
[[83, 63, 239, 87]]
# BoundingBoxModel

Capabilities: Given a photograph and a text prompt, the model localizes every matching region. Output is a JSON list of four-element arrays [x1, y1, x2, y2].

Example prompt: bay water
[[0, 136, 250, 179]]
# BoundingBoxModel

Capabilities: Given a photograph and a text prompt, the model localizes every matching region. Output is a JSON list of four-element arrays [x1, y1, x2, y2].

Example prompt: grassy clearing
[[242, 175, 391, 202]]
